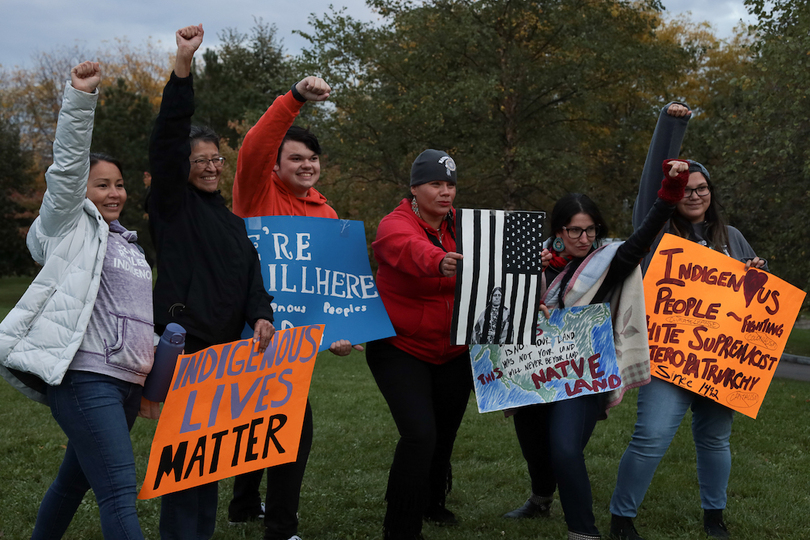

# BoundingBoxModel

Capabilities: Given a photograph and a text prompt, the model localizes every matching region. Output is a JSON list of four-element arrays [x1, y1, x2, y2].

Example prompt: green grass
[[1, 278, 810, 539], [785, 327, 810, 357]]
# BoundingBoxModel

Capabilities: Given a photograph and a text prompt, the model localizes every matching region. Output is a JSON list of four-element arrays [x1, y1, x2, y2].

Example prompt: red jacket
[[233, 91, 337, 219], [373, 199, 468, 364]]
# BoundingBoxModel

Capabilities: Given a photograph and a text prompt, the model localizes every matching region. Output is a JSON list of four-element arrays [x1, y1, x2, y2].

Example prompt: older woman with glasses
[[502, 155, 694, 539], [148, 24, 275, 540], [609, 104, 766, 540]]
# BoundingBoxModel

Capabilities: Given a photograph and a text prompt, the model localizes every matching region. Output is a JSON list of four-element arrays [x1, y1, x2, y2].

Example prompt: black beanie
[[410, 149, 457, 186]]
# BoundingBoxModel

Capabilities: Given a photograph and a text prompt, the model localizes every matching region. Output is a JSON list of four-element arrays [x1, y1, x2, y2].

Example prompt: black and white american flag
[[451, 209, 546, 345]]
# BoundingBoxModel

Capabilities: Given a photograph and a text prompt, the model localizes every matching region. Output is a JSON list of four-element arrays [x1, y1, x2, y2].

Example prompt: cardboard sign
[[138, 325, 323, 499], [243, 216, 394, 351], [470, 304, 621, 413], [644, 234, 805, 418]]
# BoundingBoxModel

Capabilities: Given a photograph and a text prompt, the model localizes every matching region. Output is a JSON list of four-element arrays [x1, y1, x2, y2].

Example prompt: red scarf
[[548, 247, 569, 271]]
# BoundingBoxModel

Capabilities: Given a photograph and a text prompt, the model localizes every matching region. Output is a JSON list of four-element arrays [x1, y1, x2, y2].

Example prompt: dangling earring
[[592, 239, 600, 250], [552, 237, 565, 252], [411, 198, 420, 217]]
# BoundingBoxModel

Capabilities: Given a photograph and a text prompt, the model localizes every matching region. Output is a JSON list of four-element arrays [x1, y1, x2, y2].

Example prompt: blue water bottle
[[142, 323, 186, 402]]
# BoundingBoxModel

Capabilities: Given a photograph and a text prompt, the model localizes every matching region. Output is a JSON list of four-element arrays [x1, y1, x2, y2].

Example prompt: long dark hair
[[669, 161, 729, 252], [550, 193, 609, 241], [549, 193, 609, 309]]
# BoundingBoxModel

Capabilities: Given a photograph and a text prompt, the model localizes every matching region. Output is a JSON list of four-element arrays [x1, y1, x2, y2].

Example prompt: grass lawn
[[785, 326, 810, 357], [1, 277, 809, 539]]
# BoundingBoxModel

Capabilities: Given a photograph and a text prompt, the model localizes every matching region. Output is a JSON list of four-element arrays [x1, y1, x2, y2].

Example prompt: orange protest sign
[[643, 235, 805, 418], [138, 325, 323, 499]]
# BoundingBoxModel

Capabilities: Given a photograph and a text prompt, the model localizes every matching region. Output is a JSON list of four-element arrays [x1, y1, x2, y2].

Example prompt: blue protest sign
[[470, 304, 621, 413], [243, 216, 395, 351]]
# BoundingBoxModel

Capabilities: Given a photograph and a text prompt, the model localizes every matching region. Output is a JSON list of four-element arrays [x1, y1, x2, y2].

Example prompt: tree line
[[0, 0, 807, 306]]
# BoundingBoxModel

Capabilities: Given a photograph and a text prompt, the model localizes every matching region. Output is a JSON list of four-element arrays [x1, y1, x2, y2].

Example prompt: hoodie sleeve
[[234, 91, 305, 217], [148, 72, 194, 220], [373, 211, 447, 277], [633, 102, 691, 230]]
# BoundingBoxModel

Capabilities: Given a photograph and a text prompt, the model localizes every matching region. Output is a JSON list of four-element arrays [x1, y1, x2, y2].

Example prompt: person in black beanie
[[366, 149, 471, 540]]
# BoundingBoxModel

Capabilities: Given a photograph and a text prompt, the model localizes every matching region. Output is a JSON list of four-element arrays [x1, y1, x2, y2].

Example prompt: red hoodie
[[373, 199, 468, 364], [233, 91, 338, 219]]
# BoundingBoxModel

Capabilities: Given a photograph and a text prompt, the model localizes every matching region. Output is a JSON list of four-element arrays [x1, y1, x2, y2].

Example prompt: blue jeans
[[610, 377, 734, 517], [512, 394, 601, 535], [32, 370, 143, 540]]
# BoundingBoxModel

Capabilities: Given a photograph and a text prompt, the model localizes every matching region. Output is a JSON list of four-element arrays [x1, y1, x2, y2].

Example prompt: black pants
[[228, 400, 314, 540], [512, 394, 601, 535], [366, 340, 472, 537], [160, 334, 220, 540]]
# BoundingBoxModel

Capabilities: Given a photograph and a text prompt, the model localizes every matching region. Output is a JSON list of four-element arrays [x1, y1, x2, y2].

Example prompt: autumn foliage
[[0, 1, 807, 307]]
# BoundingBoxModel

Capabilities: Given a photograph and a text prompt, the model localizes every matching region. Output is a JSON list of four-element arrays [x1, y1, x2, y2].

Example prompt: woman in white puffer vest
[[0, 61, 154, 539]]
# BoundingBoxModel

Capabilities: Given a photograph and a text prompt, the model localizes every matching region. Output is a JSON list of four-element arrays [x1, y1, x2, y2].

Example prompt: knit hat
[[410, 149, 457, 186], [686, 159, 711, 181]]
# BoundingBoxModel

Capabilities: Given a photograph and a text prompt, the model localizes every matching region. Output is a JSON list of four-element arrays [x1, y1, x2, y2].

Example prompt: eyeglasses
[[562, 225, 599, 239], [190, 157, 226, 169], [683, 185, 710, 198]]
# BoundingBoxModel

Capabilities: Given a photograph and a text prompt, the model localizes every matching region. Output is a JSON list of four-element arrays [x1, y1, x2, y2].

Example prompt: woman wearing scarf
[[503, 159, 690, 540]]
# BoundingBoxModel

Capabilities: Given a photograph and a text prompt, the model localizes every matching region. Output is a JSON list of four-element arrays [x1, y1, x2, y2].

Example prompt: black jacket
[[148, 72, 273, 344]]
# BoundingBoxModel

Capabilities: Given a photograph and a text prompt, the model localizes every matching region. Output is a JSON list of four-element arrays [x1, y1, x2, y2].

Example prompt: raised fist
[[176, 24, 204, 53], [667, 159, 689, 178], [70, 61, 101, 94], [295, 76, 331, 102], [666, 103, 691, 117]]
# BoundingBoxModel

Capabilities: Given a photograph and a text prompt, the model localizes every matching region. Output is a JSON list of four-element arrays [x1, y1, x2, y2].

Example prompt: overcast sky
[[1, 0, 755, 71]]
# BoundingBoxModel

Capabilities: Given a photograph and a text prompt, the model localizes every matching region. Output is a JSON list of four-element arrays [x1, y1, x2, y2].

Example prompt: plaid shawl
[[542, 243, 651, 415]]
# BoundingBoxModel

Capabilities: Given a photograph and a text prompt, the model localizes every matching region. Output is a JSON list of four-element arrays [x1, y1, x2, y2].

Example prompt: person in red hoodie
[[230, 76, 360, 540], [367, 149, 471, 540], [233, 76, 337, 220]]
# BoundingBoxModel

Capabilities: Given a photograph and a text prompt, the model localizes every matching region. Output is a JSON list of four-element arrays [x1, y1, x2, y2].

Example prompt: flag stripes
[[452, 209, 545, 345]]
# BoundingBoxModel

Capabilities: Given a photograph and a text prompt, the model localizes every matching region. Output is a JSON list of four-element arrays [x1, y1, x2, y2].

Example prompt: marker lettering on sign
[[151, 414, 288, 491], [654, 247, 780, 313]]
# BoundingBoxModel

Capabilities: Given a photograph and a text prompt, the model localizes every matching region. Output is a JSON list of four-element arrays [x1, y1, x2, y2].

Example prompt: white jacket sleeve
[[27, 81, 98, 264]]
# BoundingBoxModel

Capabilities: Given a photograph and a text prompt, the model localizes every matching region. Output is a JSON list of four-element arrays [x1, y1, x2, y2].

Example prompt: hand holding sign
[[253, 318, 275, 353], [328, 340, 364, 356], [644, 235, 805, 418], [139, 325, 324, 499]]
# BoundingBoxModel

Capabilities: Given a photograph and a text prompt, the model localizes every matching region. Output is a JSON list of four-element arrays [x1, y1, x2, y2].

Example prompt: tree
[[686, 0, 810, 303], [0, 118, 38, 275], [298, 0, 691, 238], [93, 77, 159, 265], [193, 20, 293, 145], [1, 41, 170, 170]]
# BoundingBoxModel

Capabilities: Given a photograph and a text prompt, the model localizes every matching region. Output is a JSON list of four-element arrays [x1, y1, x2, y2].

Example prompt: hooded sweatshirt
[[234, 91, 337, 219], [373, 199, 468, 364]]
